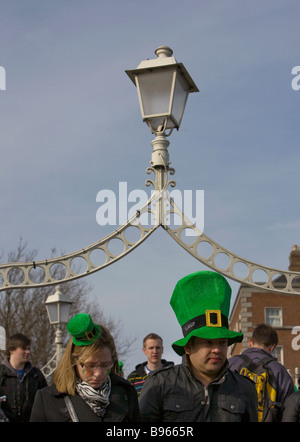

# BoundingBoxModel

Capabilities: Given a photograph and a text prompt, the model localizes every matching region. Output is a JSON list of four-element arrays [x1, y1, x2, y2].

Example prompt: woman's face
[[76, 347, 113, 389]]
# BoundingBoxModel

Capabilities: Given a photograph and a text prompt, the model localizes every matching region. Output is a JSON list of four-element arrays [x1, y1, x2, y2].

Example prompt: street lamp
[[45, 285, 73, 364], [126, 46, 199, 168]]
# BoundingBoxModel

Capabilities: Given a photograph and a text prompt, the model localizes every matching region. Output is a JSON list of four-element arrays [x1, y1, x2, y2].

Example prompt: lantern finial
[[155, 46, 173, 58]]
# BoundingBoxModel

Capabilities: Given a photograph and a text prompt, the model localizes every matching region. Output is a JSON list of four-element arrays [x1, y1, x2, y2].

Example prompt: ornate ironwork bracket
[[164, 195, 300, 294], [0, 197, 159, 291], [0, 163, 299, 295], [40, 351, 58, 379]]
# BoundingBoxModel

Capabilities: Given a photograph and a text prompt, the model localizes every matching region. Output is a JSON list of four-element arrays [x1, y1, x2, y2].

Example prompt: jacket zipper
[[204, 386, 210, 405]]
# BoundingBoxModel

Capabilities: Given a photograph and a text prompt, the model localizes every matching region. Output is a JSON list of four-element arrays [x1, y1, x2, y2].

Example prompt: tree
[[0, 239, 135, 368]]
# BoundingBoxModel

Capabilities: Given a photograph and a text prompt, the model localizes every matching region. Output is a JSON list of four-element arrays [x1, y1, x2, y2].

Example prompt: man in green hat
[[139, 271, 258, 422]]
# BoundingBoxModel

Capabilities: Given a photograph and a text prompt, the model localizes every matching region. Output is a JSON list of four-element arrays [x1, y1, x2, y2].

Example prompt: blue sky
[[0, 0, 300, 373]]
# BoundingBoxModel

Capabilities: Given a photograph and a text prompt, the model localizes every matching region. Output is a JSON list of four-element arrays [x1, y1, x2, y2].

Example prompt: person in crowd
[[228, 324, 294, 421], [0, 333, 47, 421], [127, 333, 173, 398], [30, 313, 139, 422], [139, 271, 258, 422], [282, 391, 300, 421]]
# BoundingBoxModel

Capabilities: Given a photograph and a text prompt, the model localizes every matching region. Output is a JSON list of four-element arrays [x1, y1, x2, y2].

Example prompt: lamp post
[[45, 285, 73, 365], [126, 46, 198, 170], [126, 46, 199, 226]]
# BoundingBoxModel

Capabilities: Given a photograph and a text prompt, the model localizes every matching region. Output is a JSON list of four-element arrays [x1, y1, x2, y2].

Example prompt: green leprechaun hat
[[67, 313, 101, 346], [170, 271, 243, 356]]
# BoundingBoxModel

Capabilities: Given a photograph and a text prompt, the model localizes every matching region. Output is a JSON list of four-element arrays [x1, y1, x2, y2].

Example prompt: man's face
[[143, 339, 163, 365], [185, 337, 228, 381], [10, 345, 30, 365]]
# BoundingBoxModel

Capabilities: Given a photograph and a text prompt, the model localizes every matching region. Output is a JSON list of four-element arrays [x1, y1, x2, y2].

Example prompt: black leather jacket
[[139, 360, 258, 422]]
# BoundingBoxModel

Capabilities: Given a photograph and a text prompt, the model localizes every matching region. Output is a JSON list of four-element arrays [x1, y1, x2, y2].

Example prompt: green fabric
[[170, 271, 243, 355], [67, 313, 101, 346]]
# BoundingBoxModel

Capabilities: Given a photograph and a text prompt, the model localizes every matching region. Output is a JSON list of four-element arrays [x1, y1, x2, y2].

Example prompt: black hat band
[[182, 310, 229, 337], [75, 327, 98, 342]]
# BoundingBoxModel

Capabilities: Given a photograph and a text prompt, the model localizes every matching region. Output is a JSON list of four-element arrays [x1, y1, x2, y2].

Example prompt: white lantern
[[126, 46, 199, 134], [45, 286, 73, 325]]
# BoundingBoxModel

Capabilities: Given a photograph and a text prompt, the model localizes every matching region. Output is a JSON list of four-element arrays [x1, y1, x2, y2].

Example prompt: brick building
[[229, 245, 300, 384]]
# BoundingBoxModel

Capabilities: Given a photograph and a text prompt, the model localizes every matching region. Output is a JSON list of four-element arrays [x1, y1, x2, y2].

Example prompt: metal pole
[[55, 326, 64, 366]]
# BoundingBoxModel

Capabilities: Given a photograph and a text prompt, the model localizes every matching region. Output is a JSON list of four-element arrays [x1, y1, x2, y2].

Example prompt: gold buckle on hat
[[206, 310, 222, 327], [85, 330, 96, 340]]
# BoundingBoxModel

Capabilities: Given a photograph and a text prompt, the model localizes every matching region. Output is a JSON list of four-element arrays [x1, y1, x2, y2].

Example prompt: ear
[[268, 344, 276, 353], [184, 343, 191, 355]]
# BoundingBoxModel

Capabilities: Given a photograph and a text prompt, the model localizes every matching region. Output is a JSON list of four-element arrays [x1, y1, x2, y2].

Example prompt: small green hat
[[170, 271, 243, 356], [67, 313, 101, 346]]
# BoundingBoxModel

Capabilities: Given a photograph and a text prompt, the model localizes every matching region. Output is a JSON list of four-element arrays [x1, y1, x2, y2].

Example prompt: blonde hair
[[53, 325, 118, 395]]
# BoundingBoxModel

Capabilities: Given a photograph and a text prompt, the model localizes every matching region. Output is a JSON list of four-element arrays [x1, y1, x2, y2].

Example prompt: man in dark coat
[[228, 324, 294, 421], [0, 333, 47, 422], [139, 271, 258, 422], [127, 333, 173, 398]]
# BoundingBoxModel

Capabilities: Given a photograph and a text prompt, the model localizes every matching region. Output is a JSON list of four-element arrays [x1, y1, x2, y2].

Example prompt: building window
[[265, 307, 282, 327], [272, 346, 283, 365]]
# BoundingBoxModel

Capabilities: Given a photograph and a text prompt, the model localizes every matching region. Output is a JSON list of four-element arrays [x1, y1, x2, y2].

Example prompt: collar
[[183, 356, 228, 385], [2, 358, 32, 375]]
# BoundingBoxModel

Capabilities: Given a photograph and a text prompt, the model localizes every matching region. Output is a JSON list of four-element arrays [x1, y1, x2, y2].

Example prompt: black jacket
[[0, 359, 47, 422], [282, 391, 300, 422], [30, 373, 140, 422], [139, 361, 258, 422]]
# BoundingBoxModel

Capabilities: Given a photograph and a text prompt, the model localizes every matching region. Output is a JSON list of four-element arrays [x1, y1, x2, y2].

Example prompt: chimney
[[289, 245, 300, 272]]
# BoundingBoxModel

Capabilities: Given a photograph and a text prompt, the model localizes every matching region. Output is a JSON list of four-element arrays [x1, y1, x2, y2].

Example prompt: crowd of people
[[0, 270, 300, 422]]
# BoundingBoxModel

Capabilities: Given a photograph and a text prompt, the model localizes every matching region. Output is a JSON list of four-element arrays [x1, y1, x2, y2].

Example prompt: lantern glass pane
[[138, 70, 173, 117], [59, 302, 72, 324], [46, 303, 58, 324], [171, 74, 189, 126]]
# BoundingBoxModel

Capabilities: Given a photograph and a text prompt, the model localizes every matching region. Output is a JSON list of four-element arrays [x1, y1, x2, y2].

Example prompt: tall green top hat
[[170, 271, 243, 356], [67, 313, 101, 346]]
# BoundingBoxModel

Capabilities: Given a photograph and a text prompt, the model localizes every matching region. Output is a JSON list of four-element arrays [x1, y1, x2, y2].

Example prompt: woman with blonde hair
[[30, 313, 139, 422]]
